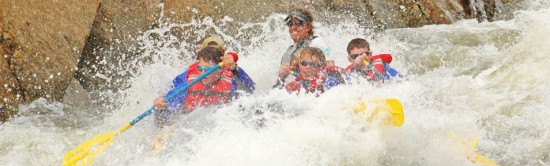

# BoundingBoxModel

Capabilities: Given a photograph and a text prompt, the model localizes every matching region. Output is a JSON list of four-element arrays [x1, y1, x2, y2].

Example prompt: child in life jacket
[[153, 47, 240, 122], [150, 47, 254, 153], [283, 47, 344, 95], [345, 38, 400, 82], [198, 37, 255, 93]]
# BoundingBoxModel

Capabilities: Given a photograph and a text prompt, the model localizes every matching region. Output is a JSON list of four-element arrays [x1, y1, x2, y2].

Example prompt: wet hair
[[290, 7, 314, 36], [299, 47, 326, 63], [196, 47, 223, 63], [346, 38, 370, 54]]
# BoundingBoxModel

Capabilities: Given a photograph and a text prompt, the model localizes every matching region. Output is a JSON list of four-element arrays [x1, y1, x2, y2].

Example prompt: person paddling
[[345, 38, 400, 83], [275, 7, 332, 87], [282, 47, 343, 95], [150, 47, 253, 153], [199, 37, 256, 93]]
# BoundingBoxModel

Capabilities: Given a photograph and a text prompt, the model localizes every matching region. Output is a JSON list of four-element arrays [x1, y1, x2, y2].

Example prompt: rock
[[0, 0, 100, 122], [1, 22, 22, 123], [76, 1, 163, 93], [358, 0, 513, 29], [62, 78, 92, 109]]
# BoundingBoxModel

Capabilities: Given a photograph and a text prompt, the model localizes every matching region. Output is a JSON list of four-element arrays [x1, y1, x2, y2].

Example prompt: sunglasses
[[349, 51, 371, 60], [286, 20, 305, 27], [197, 66, 216, 72], [299, 60, 323, 67]]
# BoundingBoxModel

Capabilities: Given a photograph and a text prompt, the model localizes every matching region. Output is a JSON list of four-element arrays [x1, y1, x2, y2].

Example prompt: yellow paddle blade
[[384, 98, 404, 126], [450, 133, 498, 166], [472, 152, 498, 166], [62, 131, 120, 166], [353, 98, 404, 126]]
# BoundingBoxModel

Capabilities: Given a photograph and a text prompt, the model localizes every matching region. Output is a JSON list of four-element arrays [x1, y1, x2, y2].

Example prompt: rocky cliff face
[[0, 0, 518, 122], [0, 0, 100, 122], [75, 1, 162, 92], [0, 23, 20, 122]]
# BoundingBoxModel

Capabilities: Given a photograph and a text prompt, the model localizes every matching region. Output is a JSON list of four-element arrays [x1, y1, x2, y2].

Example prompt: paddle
[[353, 98, 404, 126], [62, 61, 228, 166], [450, 133, 498, 166], [290, 70, 299, 77]]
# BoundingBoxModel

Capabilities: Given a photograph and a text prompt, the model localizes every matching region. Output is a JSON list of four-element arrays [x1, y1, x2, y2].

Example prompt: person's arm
[[154, 71, 189, 128], [272, 79, 285, 89], [150, 124, 176, 154], [231, 66, 255, 93], [222, 52, 254, 93], [229, 79, 239, 98], [273, 62, 291, 89]]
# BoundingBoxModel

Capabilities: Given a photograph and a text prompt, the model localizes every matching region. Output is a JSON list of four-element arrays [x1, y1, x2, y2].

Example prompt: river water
[[1, 1, 549, 166]]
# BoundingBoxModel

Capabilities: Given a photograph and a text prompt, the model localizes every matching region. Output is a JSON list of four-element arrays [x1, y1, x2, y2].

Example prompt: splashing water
[[2, 1, 550, 165]]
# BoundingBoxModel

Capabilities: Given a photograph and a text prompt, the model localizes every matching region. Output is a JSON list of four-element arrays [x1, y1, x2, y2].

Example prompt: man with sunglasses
[[276, 7, 332, 87], [345, 38, 400, 82], [284, 47, 343, 94]]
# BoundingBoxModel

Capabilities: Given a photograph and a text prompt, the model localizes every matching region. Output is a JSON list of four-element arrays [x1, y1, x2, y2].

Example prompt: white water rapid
[[1, 1, 549, 165]]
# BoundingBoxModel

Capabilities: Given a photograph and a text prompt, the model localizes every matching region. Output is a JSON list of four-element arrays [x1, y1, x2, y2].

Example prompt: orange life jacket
[[183, 63, 233, 112]]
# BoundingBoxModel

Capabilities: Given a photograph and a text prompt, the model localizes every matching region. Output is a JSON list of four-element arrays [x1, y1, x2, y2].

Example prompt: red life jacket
[[325, 65, 345, 83], [372, 54, 392, 64], [183, 63, 233, 113], [286, 66, 345, 98], [345, 54, 392, 80], [285, 74, 326, 94], [285, 65, 345, 93]]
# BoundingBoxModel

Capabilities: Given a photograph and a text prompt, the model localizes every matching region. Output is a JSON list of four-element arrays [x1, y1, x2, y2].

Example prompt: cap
[[284, 10, 312, 23], [200, 36, 225, 52]]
